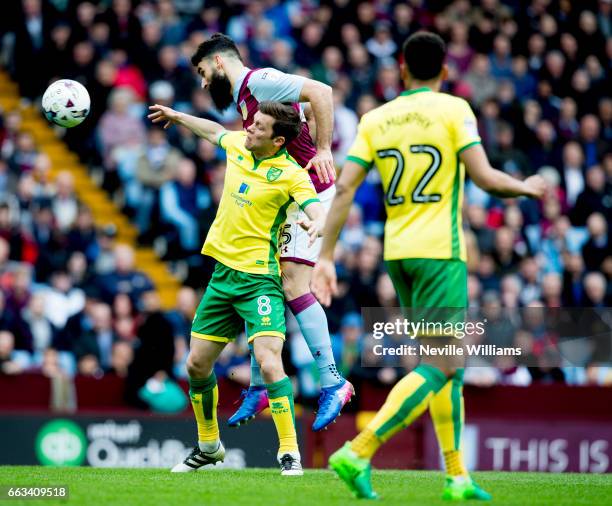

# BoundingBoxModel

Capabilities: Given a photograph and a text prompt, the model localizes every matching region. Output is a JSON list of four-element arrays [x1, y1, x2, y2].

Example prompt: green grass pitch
[[1, 467, 610, 506]]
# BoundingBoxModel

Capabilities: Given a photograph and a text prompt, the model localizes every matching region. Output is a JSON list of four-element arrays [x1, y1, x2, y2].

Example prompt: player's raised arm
[[147, 104, 226, 145], [312, 160, 367, 306], [300, 79, 335, 184], [461, 144, 547, 199]]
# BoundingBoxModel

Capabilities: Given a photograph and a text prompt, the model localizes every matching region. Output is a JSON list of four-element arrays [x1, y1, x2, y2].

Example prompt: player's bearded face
[[209, 70, 234, 111]]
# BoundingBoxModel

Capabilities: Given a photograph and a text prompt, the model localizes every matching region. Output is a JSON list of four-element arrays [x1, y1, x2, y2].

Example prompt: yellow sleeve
[[219, 130, 246, 151], [453, 99, 481, 154], [346, 118, 374, 171], [289, 170, 319, 210]]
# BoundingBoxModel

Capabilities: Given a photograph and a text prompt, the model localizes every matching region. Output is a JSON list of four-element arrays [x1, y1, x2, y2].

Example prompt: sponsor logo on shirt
[[231, 182, 253, 207]]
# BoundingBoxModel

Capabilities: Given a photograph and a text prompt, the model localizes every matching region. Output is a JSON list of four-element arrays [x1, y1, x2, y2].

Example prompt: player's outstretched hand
[[297, 218, 322, 247], [524, 175, 548, 199], [305, 148, 336, 185], [147, 104, 181, 130], [311, 258, 337, 307]]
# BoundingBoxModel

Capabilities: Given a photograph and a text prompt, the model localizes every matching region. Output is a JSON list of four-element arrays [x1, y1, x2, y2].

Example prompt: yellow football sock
[[350, 428, 381, 459], [189, 373, 219, 443], [267, 377, 298, 455], [429, 369, 468, 477], [350, 364, 447, 459]]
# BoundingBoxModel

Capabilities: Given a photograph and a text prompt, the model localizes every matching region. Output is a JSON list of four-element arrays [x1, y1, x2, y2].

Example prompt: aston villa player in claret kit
[[0, 1, 611, 506], [189, 33, 355, 432]]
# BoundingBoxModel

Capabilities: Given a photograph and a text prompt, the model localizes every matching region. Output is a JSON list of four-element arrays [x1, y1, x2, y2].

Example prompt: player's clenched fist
[[148, 104, 181, 130], [523, 175, 548, 200]]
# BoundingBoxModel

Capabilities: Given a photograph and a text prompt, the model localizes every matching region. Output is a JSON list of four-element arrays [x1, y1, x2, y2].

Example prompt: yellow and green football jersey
[[202, 130, 319, 275], [346, 87, 481, 262]]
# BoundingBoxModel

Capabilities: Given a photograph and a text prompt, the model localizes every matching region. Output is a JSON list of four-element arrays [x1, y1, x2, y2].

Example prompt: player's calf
[[175, 339, 226, 473], [253, 335, 303, 475]]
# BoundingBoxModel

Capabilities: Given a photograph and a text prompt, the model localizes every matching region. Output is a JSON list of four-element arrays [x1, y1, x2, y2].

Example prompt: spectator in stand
[[154, 45, 194, 106], [43, 270, 85, 329], [97, 87, 146, 191], [365, 21, 397, 61], [67, 40, 96, 87], [559, 141, 585, 208], [8, 132, 38, 175], [20, 292, 57, 354], [562, 253, 585, 307], [125, 290, 174, 407], [165, 286, 197, 347], [583, 271, 609, 307], [582, 213, 610, 272], [571, 166, 610, 226], [12, 0, 54, 100], [51, 171, 78, 233], [541, 272, 563, 308], [373, 59, 401, 102], [96, 244, 154, 304], [159, 158, 210, 255], [101, 0, 143, 57], [5, 265, 32, 316], [93, 224, 117, 276], [490, 122, 531, 177], [332, 89, 358, 166], [492, 227, 523, 276], [133, 126, 182, 239], [463, 54, 498, 107], [157, 0, 185, 46], [558, 97, 580, 142], [67, 206, 98, 263], [109, 341, 134, 378], [72, 302, 116, 370], [579, 115, 609, 168]]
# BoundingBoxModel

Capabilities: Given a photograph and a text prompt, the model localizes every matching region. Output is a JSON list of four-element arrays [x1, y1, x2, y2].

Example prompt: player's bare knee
[[259, 357, 283, 382], [186, 353, 212, 379], [281, 264, 311, 301], [254, 344, 284, 382]]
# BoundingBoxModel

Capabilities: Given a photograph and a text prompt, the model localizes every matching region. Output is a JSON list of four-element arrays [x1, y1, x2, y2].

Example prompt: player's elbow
[[470, 168, 497, 193], [303, 80, 332, 102], [335, 180, 355, 199]]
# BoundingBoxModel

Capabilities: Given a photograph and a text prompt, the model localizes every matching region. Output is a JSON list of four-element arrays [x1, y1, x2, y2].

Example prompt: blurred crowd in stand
[[0, 0, 610, 409]]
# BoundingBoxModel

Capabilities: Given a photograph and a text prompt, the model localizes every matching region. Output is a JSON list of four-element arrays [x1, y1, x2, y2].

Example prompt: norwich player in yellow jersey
[[313, 33, 546, 500], [148, 101, 325, 475]]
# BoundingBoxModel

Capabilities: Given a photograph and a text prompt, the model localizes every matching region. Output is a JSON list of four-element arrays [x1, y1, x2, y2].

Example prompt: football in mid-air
[[42, 79, 91, 128]]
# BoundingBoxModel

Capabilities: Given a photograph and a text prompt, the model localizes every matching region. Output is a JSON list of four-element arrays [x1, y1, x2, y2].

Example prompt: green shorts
[[385, 258, 468, 308], [191, 262, 286, 343]]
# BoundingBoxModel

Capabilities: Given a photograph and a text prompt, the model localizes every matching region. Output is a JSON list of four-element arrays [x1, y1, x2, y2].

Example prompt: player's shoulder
[[279, 150, 303, 171], [250, 67, 291, 83], [220, 130, 247, 150], [434, 92, 473, 112]]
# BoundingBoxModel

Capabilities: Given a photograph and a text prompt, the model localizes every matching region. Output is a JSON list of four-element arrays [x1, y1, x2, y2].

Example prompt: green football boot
[[442, 476, 492, 501], [328, 442, 378, 500]]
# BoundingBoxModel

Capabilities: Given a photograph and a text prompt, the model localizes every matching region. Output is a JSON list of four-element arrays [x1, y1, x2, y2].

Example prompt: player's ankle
[[199, 440, 220, 453]]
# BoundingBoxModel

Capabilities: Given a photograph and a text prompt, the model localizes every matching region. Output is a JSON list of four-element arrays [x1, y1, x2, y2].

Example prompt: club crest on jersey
[[266, 167, 282, 182]]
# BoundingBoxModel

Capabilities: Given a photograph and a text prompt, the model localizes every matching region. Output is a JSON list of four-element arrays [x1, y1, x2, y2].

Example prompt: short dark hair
[[402, 31, 446, 81], [258, 102, 302, 147], [190, 33, 242, 67]]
